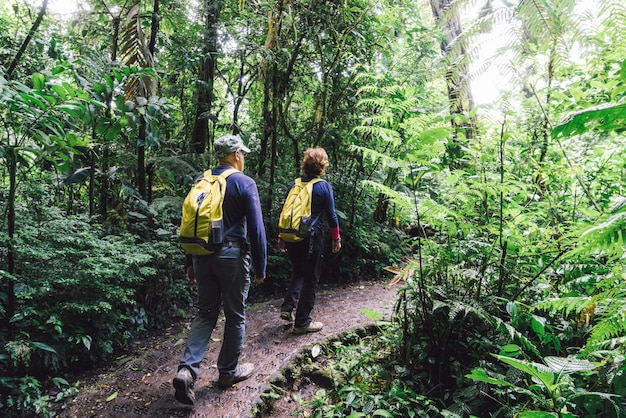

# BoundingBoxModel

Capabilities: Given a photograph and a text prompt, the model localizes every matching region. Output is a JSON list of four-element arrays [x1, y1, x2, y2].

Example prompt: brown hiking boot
[[172, 367, 195, 405], [293, 321, 323, 334], [217, 362, 255, 389]]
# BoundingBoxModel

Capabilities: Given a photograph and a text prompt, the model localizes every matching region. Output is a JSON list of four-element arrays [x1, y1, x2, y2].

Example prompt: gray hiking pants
[[178, 245, 251, 380]]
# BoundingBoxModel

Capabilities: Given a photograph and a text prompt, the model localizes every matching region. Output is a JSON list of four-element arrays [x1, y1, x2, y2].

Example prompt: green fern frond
[[360, 180, 411, 210], [431, 289, 542, 357], [570, 212, 626, 261], [588, 309, 626, 346], [352, 125, 400, 142], [362, 114, 399, 130], [350, 145, 404, 168], [357, 97, 391, 108], [355, 83, 383, 95], [534, 296, 593, 317]]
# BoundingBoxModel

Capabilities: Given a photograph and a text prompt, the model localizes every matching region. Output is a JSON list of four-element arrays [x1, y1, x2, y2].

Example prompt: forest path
[[61, 279, 400, 418]]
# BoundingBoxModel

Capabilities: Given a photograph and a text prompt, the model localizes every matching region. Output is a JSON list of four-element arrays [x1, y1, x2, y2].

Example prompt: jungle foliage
[[1, 0, 626, 416]]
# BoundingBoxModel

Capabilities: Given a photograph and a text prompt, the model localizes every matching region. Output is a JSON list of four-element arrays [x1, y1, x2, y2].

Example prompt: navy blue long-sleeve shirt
[[187, 165, 267, 278]]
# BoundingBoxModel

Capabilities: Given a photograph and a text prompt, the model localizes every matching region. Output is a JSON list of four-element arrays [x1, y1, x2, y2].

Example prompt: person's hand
[[332, 239, 342, 254], [253, 276, 265, 285], [278, 237, 287, 253], [186, 265, 196, 285]]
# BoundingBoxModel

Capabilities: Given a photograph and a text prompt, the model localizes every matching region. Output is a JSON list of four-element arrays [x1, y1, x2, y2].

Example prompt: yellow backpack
[[278, 178, 322, 243], [179, 168, 238, 255]]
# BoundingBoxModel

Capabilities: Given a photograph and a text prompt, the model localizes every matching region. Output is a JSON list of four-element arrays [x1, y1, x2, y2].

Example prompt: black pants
[[280, 231, 324, 328]]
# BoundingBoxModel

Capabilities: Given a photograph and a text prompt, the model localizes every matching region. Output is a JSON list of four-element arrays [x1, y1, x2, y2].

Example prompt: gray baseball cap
[[214, 134, 251, 157]]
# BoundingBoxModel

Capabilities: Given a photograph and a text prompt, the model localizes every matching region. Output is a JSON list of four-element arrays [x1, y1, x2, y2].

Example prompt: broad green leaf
[[611, 85, 626, 101], [466, 368, 514, 387], [51, 84, 67, 99], [65, 168, 92, 185], [51, 377, 69, 387], [32, 73, 45, 91], [543, 356, 596, 373], [113, 69, 123, 83], [19, 92, 46, 110], [42, 94, 57, 105], [32, 341, 57, 353], [372, 410, 394, 417], [531, 316, 545, 338], [104, 73, 114, 89], [499, 344, 521, 357], [81, 335, 92, 350], [519, 412, 557, 418], [551, 91, 569, 101], [360, 308, 384, 322], [105, 122, 122, 141], [493, 354, 557, 391], [552, 103, 626, 138], [418, 127, 452, 145], [62, 82, 76, 97], [57, 103, 86, 117], [106, 391, 118, 402], [506, 301, 517, 318], [569, 87, 585, 101], [33, 129, 50, 144]]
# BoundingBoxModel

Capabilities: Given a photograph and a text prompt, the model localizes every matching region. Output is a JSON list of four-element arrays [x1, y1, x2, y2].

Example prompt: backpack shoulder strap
[[205, 168, 239, 179], [220, 168, 239, 179], [305, 177, 323, 188]]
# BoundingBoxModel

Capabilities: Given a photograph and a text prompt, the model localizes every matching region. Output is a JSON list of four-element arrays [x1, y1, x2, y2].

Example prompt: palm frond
[[118, 1, 155, 101]]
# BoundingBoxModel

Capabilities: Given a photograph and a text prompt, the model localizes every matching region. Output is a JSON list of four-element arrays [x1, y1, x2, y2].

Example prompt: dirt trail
[[60, 280, 399, 418]]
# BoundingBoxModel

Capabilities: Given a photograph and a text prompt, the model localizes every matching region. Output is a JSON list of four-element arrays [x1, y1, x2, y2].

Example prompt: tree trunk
[[7, 0, 49, 79], [136, 0, 161, 199], [190, 0, 220, 154], [137, 122, 147, 197], [99, 15, 122, 219], [5, 147, 17, 337], [429, 0, 478, 167]]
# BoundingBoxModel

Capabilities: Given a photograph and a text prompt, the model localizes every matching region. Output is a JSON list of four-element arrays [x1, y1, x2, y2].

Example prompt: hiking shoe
[[293, 321, 323, 334], [217, 362, 255, 389], [172, 367, 195, 405], [280, 311, 294, 322]]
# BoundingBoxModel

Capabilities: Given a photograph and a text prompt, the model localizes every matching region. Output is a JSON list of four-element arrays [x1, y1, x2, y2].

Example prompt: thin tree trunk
[[7, 0, 49, 79], [190, 0, 220, 154], [137, 0, 161, 199], [100, 16, 122, 219], [5, 147, 17, 337]]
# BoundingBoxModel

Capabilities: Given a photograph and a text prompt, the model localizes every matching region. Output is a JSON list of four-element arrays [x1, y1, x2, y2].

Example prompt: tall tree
[[429, 0, 477, 167], [190, 0, 221, 153]]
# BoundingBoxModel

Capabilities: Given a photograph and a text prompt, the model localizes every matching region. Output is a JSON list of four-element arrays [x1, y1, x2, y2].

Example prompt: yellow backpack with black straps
[[278, 178, 322, 243], [179, 168, 238, 255]]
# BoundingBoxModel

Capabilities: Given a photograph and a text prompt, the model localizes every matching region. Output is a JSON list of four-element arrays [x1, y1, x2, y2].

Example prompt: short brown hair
[[301, 147, 329, 177]]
